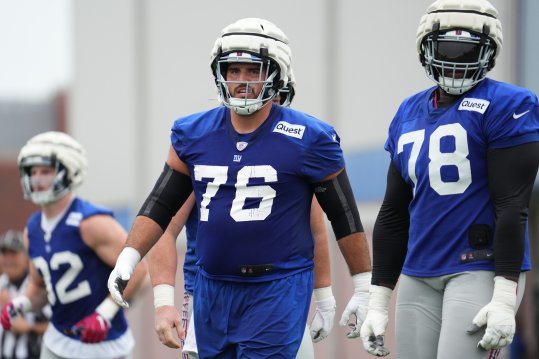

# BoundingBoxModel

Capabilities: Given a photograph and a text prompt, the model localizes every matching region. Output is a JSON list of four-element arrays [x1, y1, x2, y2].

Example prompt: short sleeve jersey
[[385, 78, 539, 277], [171, 104, 344, 282], [26, 198, 128, 339]]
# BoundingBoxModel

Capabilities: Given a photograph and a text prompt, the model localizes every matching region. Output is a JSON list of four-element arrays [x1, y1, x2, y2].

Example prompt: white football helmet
[[416, 0, 502, 95], [210, 18, 292, 115], [18, 131, 88, 205], [279, 68, 296, 107]]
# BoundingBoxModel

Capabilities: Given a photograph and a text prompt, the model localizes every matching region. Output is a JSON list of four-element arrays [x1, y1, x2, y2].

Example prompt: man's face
[[29, 165, 55, 192], [226, 62, 267, 99], [0, 249, 28, 282]]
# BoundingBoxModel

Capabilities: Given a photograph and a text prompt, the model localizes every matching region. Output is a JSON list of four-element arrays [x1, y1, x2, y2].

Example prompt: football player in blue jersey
[[147, 77, 338, 359], [109, 17, 372, 358], [0, 132, 148, 359], [360, 0, 539, 358]]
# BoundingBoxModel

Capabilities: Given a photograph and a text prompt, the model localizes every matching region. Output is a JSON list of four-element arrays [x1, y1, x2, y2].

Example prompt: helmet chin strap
[[439, 76, 475, 95]]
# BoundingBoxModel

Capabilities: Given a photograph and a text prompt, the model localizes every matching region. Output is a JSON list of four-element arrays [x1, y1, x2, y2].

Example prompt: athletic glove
[[360, 285, 392, 357], [0, 296, 32, 330], [310, 286, 336, 342], [339, 272, 371, 338], [467, 276, 517, 350], [73, 312, 110, 343], [71, 297, 119, 343], [107, 247, 141, 308]]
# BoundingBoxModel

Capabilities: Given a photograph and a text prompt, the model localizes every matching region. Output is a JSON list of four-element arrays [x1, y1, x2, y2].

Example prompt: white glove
[[107, 247, 141, 308], [360, 285, 392, 357], [310, 286, 336, 342], [339, 272, 371, 338], [466, 276, 517, 350]]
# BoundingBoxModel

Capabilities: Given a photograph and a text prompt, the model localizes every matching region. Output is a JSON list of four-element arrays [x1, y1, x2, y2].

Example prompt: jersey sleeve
[[171, 117, 189, 161], [384, 101, 407, 170], [484, 91, 539, 149], [301, 125, 345, 182]]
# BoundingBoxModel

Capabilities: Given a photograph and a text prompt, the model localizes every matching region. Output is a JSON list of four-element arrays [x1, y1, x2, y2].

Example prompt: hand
[[10, 316, 32, 334], [467, 276, 517, 350], [1, 296, 32, 331], [155, 305, 183, 348], [360, 285, 392, 357], [72, 312, 110, 343], [108, 247, 141, 308], [310, 287, 336, 342], [339, 272, 371, 338]]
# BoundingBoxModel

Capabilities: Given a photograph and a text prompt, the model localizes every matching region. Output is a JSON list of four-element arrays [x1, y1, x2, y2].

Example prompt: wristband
[[153, 284, 175, 308], [352, 272, 372, 293], [96, 297, 121, 321], [117, 247, 142, 273], [492, 276, 517, 308], [313, 286, 334, 301]]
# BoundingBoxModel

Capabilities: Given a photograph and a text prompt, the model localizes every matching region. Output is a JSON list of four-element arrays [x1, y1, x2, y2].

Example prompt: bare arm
[[148, 193, 196, 349], [81, 215, 148, 302], [318, 169, 372, 275], [148, 193, 196, 288], [337, 232, 372, 275], [125, 146, 191, 258], [22, 229, 49, 311], [310, 196, 331, 289]]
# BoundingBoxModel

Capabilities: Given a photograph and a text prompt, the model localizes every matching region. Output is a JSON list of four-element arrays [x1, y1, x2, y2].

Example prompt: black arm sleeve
[[372, 161, 413, 287], [138, 163, 193, 231], [313, 168, 364, 240], [488, 141, 539, 279]]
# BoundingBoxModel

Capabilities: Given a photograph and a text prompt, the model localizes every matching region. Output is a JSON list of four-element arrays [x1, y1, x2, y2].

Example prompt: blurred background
[[1, 0, 538, 358]]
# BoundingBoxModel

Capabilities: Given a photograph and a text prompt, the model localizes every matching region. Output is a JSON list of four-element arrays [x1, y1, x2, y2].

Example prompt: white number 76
[[194, 164, 277, 222]]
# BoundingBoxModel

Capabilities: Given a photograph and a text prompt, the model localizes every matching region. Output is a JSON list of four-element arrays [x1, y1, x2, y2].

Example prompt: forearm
[[125, 216, 165, 258], [148, 233, 178, 287], [371, 161, 411, 288], [311, 197, 331, 289], [313, 238, 331, 288], [488, 142, 539, 280], [26, 272, 49, 311], [337, 232, 372, 275]]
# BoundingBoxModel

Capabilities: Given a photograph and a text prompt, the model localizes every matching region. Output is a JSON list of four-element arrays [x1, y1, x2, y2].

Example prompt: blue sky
[[0, 0, 71, 100]]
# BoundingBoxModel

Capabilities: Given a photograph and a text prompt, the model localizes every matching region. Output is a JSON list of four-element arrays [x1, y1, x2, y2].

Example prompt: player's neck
[[435, 88, 461, 108], [230, 101, 273, 134], [41, 193, 73, 219]]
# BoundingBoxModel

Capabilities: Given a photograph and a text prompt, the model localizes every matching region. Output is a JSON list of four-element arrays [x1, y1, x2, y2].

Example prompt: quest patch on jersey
[[66, 212, 83, 227], [272, 121, 306, 139], [458, 98, 490, 114]]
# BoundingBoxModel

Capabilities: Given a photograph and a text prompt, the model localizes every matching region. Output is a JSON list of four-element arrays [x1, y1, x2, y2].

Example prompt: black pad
[[312, 169, 364, 240], [138, 163, 193, 231]]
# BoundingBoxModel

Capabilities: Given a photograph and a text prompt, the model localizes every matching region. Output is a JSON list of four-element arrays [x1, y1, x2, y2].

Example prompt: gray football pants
[[396, 271, 525, 359]]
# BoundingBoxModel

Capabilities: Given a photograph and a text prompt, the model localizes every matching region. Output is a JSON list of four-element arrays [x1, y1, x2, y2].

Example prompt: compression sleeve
[[371, 161, 413, 287], [313, 168, 364, 240], [138, 163, 193, 231], [487, 141, 539, 279]]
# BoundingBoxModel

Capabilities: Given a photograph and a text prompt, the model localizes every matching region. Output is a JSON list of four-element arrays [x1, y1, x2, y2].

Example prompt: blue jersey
[[26, 198, 128, 340], [183, 209, 198, 294], [172, 104, 344, 282], [386, 78, 539, 277]]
